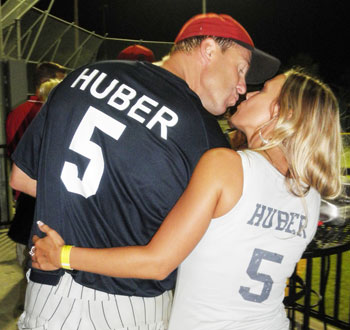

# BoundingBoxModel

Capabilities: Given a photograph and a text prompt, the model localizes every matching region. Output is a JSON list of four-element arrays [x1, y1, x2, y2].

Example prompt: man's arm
[[10, 163, 37, 197]]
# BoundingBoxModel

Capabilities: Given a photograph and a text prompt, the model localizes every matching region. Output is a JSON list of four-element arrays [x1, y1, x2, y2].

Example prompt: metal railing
[[287, 222, 350, 329]]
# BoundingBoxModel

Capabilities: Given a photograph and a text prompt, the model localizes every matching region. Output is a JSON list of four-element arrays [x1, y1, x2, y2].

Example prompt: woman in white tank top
[[32, 68, 343, 330]]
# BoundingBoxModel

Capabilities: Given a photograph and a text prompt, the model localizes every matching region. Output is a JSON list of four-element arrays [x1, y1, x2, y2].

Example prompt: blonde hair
[[38, 78, 62, 102], [259, 68, 343, 199]]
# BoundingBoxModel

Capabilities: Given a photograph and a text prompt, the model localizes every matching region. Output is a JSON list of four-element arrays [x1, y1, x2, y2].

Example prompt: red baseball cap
[[175, 13, 280, 85], [117, 45, 155, 62]]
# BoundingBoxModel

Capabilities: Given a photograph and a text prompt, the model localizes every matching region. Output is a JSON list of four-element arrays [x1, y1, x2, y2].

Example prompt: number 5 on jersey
[[61, 106, 126, 198], [239, 248, 283, 303]]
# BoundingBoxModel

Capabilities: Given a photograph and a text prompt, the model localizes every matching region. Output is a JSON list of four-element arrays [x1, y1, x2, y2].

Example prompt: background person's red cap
[[117, 45, 155, 62], [175, 13, 280, 85]]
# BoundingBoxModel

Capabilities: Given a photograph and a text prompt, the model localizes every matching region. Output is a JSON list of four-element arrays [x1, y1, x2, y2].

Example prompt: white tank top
[[168, 150, 320, 330]]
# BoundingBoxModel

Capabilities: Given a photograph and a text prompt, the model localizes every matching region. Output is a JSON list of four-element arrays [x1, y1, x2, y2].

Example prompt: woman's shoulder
[[202, 147, 241, 162], [197, 148, 243, 184], [198, 149, 244, 218]]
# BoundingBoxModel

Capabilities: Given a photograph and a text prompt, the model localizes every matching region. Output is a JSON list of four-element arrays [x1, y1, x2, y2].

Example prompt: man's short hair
[[171, 36, 238, 54]]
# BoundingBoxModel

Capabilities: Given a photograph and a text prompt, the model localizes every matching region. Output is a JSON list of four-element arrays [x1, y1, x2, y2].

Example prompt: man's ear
[[199, 38, 217, 64]]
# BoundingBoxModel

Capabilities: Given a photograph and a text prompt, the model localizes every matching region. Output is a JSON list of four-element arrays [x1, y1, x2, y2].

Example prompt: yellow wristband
[[60, 245, 74, 270]]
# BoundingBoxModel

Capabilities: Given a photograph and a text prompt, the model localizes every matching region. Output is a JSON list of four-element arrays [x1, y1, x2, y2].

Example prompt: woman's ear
[[272, 101, 293, 120], [271, 101, 280, 119]]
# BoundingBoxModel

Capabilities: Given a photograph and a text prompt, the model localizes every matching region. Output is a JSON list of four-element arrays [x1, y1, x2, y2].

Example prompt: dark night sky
[[33, 0, 349, 86]]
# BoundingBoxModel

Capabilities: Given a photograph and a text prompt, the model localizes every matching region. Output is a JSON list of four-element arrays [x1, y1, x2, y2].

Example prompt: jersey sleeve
[[11, 103, 48, 180]]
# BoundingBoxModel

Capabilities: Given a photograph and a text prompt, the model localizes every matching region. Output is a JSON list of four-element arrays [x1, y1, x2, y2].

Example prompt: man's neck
[[160, 51, 201, 94]]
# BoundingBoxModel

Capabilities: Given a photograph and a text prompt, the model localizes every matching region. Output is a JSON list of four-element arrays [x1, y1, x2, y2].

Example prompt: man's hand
[[31, 221, 65, 270]]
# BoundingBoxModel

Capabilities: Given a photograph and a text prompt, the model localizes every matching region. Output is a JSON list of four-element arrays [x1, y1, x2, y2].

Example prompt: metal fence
[[1, 4, 173, 88], [287, 223, 350, 329]]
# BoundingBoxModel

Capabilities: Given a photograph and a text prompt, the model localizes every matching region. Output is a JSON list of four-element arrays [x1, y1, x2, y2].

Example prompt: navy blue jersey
[[13, 61, 230, 297]]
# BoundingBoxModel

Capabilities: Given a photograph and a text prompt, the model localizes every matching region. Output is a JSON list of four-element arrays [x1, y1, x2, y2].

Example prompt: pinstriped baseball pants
[[17, 272, 173, 330]]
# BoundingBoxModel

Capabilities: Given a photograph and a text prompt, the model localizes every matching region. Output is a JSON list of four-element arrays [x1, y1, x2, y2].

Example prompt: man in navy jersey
[[11, 13, 279, 330]]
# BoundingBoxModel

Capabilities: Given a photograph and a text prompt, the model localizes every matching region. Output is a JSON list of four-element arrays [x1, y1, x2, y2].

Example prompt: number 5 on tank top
[[239, 248, 283, 303], [61, 106, 126, 198]]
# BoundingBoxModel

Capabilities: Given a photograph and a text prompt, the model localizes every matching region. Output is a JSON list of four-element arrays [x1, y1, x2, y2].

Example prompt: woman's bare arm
[[33, 148, 243, 280]]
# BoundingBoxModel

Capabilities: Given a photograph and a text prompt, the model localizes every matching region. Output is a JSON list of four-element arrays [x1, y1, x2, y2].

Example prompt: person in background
[[37, 78, 64, 102], [33, 68, 342, 330], [6, 62, 66, 157], [11, 13, 279, 330], [117, 44, 156, 62]]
